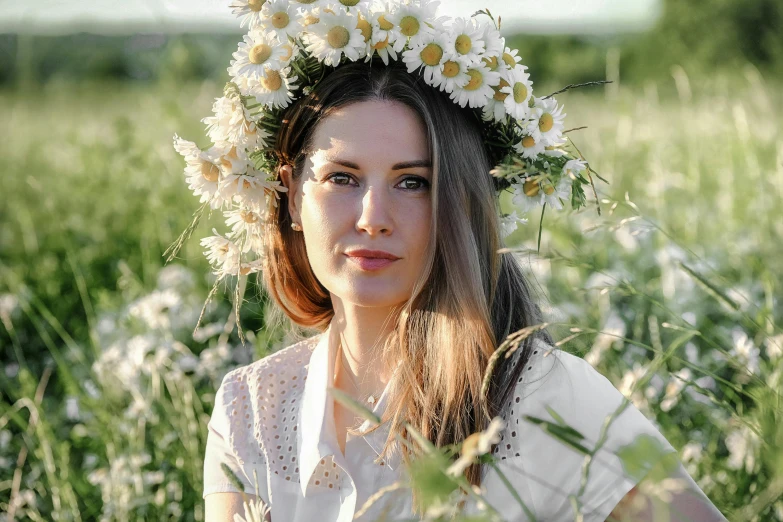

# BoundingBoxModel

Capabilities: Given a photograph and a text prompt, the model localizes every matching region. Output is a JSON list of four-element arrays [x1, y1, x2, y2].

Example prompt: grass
[[0, 63, 781, 520]]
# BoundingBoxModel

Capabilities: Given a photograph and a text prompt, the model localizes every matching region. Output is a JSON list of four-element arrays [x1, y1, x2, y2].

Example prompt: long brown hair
[[261, 58, 554, 511]]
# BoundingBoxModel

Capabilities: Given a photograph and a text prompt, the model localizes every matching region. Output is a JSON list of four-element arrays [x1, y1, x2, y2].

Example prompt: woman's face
[[283, 99, 433, 309]]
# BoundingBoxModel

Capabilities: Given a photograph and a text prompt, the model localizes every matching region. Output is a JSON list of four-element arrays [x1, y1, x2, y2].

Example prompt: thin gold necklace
[[336, 336, 381, 406]]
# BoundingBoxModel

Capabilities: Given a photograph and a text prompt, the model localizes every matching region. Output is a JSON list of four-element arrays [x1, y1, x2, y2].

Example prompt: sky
[[0, 0, 661, 36]]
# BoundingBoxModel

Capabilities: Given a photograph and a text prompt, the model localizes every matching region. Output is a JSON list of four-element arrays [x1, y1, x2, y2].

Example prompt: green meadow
[[1, 40, 782, 522]]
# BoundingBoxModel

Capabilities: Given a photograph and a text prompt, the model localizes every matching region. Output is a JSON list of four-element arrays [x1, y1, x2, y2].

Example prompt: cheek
[[398, 198, 432, 255], [299, 189, 349, 265]]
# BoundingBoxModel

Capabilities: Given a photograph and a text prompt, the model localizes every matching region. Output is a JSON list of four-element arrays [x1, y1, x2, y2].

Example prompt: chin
[[339, 283, 411, 309]]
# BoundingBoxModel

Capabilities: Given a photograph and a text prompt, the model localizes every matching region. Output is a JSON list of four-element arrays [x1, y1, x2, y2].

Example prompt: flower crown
[[168, 0, 604, 338]]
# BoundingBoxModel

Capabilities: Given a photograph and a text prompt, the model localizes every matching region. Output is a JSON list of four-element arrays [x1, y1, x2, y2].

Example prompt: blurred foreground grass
[[0, 64, 781, 520]]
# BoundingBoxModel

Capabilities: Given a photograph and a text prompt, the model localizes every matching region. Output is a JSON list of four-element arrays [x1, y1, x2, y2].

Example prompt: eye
[[324, 172, 356, 186], [397, 176, 430, 191]]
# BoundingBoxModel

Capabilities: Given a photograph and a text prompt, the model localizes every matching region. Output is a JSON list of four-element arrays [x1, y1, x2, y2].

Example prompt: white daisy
[[500, 46, 522, 70], [259, 0, 304, 42], [402, 31, 449, 86], [201, 95, 259, 150], [200, 228, 242, 278], [304, 8, 366, 66], [562, 158, 588, 178], [513, 132, 545, 160], [218, 145, 253, 175], [499, 210, 528, 238], [446, 17, 486, 66], [172, 134, 225, 207], [243, 232, 267, 258], [354, 12, 373, 46], [386, 0, 442, 51], [480, 21, 504, 59], [500, 65, 533, 120], [230, 0, 268, 29], [369, 9, 404, 53], [482, 98, 506, 123], [224, 206, 265, 241], [449, 64, 500, 109], [228, 27, 289, 81], [529, 96, 566, 146], [365, 33, 398, 64], [541, 135, 569, 158], [245, 66, 300, 109], [431, 58, 469, 94], [218, 172, 286, 203], [482, 74, 513, 122], [510, 176, 544, 213], [541, 175, 571, 210]]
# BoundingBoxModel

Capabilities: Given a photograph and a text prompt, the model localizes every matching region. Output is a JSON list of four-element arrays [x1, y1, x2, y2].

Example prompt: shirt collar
[[297, 320, 400, 497]]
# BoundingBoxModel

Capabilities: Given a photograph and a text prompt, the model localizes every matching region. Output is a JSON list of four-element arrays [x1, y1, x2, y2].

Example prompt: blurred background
[[1, 0, 781, 520]]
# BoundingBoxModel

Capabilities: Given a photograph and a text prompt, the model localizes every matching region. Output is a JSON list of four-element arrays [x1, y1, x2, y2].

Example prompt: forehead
[[309, 100, 429, 162]]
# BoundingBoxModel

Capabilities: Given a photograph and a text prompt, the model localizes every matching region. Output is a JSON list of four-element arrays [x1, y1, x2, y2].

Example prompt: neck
[[330, 296, 398, 401]]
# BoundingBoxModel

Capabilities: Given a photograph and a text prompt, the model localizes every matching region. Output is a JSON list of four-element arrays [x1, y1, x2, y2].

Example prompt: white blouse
[[203, 322, 685, 521]]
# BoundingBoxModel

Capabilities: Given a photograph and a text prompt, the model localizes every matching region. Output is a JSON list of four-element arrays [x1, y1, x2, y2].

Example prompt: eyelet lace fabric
[[492, 337, 557, 462], [223, 335, 345, 491]]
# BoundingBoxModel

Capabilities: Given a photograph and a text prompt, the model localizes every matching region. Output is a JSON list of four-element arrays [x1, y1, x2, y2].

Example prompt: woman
[[201, 59, 727, 522]]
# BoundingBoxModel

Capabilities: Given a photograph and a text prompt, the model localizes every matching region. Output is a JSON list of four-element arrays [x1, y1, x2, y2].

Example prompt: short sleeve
[[504, 343, 677, 521], [203, 370, 269, 500]]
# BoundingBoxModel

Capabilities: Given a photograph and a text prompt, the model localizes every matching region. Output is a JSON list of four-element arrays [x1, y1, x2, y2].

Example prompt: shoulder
[[489, 338, 677, 520], [219, 333, 320, 396], [212, 333, 320, 461]]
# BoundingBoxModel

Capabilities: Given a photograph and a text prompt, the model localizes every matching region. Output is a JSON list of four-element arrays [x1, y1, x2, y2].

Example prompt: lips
[[344, 249, 401, 271]]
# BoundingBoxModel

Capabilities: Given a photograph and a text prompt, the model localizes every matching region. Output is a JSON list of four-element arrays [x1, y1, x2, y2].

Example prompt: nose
[[355, 184, 393, 236]]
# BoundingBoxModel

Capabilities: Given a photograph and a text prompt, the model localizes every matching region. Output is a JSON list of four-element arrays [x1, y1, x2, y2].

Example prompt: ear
[[279, 164, 300, 224]]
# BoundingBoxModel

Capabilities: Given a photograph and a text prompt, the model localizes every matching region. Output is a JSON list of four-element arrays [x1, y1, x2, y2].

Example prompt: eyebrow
[[326, 157, 432, 171]]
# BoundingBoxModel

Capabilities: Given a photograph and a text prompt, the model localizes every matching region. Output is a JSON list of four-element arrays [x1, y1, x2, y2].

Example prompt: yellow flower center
[[357, 17, 372, 42], [280, 43, 294, 60], [512, 82, 528, 104], [302, 15, 319, 26], [240, 265, 252, 275], [461, 433, 481, 457], [502, 52, 516, 68], [340, 0, 360, 5], [399, 15, 420, 37], [249, 43, 273, 65], [241, 209, 260, 223], [271, 11, 289, 29], [464, 69, 483, 91], [248, 0, 265, 12], [378, 15, 393, 31], [455, 34, 472, 55], [539, 113, 554, 133], [542, 183, 555, 195], [482, 55, 498, 71], [327, 26, 350, 48], [420, 43, 443, 66], [372, 36, 390, 50], [492, 78, 509, 101], [442, 60, 460, 78], [200, 160, 220, 182], [523, 179, 539, 197], [521, 135, 536, 148], [262, 70, 283, 91], [296, 0, 318, 3]]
